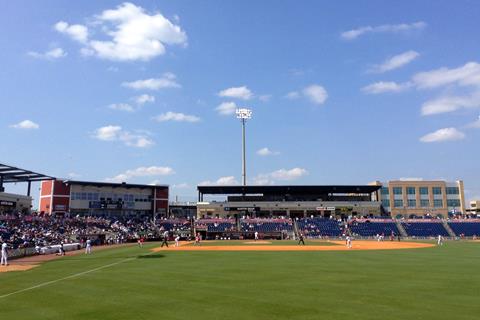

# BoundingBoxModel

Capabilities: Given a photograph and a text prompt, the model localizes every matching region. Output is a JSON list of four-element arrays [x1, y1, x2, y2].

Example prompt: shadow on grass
[[137, 254, 165, 259]]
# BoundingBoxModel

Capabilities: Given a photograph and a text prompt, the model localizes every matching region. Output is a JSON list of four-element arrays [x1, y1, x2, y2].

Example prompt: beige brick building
[[370, 180, 465, 218]]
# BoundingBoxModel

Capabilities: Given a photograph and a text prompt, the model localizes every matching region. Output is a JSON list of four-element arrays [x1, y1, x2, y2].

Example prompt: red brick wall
[[52, 197, 69, 212], [156, 200, 168, 209], [53, 180, 70, 195], [39, 197, 51, 214], [155, 187, 169, 199], [41, 181, 53, 196]]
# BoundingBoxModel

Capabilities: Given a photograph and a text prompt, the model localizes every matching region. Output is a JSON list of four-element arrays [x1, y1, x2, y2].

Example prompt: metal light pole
[[236, 108, 252, 186]]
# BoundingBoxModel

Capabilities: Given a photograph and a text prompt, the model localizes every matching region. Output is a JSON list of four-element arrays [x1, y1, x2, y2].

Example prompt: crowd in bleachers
[[240, 218, 293, 233], [0, 212, 159, 249], [156, 217, 191, 232]]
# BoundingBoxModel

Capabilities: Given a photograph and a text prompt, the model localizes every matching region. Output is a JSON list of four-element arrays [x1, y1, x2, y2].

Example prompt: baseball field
[[1, 240, 479, 320]]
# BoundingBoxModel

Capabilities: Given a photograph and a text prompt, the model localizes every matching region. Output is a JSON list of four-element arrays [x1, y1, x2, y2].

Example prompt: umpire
[[298, 233, 305, 245], [160, 230, 169, 247]]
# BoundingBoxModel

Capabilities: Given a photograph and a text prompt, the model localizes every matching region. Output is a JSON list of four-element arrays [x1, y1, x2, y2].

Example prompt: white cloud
[[172, 183, 190, 189], [369, 50, 419, 73], [92, 125, 154, 147], [341, 21, 426, 40], [10, 120, 40, 130], [133, 94, 155, 105], [362, 81, 411, 94], [420, 128, 465, 143], [122, 73, 180, 90], [28, 47, 67, 60], [421, 92, 480, 116], [258, 94, 272, 102], [153, 112, 200, 123], [302, 85, 328, 105], [199, 176, 239, 186], [270, 168, 308, 181], [218, 86, 253, 100], [55, 3, 186, 61], [285, 85, 328, 105], [67, 172, 81, 179], [106, 166, 175, 183], [252, 167, 308, 185], [256, 147, 279, 156], [108, 103, 136, 112], [467, 116, 480, 129], [55, 21, 88, 43], [368, 61, 480, 97], [216, 101, 238, 115], [412, 62, 480, 89], [286, 91, 300, 99]]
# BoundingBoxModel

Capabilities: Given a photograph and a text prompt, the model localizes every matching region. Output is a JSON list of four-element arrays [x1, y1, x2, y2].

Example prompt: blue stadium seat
[[298, 218, 341, 237], [447, 222, 480, 236], [401, 221, 449, 237]]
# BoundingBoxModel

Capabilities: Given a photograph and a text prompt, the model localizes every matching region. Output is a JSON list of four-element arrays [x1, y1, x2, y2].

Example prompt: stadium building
[[468, 200, 480, 214], [196, 185, 383, 219], [39, 180, 169, 217], [371, 180, 466, 218]]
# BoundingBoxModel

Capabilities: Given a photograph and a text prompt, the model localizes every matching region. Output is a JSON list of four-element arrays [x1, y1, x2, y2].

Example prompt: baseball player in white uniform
[[346, 236, 352, 249], [175, 235, 180, 247], [1, 241, 9, 266], [437, 235, 443, 246], [85, 239, 92, 254], [254, 231, 259, 241]]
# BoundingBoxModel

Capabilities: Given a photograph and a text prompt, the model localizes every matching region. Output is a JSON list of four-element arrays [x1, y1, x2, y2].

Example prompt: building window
[[434, 199, 443, 207], [419, 187, 429, 195], [446, 187, 459, 195], [420, 199, 430, 207], [394, 199, 403, 208], [447, 199, 461, 207], [408, 199, 416, 207], [381, 187, 389, 195], [433, 187, 442, 195], [382, 199, 390, 207], [393, 187, 403, 195], [407, 187, 416, 195]]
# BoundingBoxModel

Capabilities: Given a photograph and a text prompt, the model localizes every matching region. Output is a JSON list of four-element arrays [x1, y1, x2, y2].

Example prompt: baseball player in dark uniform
[[298, 233, 305, 245]]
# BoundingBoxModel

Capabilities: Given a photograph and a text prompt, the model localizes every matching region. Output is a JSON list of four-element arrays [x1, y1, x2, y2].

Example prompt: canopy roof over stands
[[66, 180, 168, 189], [0, 163, 54, 184], [198, 185, 381, 195]]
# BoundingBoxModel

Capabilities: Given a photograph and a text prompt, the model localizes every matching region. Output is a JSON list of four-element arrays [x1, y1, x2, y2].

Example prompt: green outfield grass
[[1, 241, 479, 320]]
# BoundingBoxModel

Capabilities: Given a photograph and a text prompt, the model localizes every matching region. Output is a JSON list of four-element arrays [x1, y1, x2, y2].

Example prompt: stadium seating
[[349, 220, 399, 237], [401, 221, 449, 237], [447, 221, 480, 236], [241, 219, 293, 233], [157, 219, 191, 231], [297, 217, 342, 237]]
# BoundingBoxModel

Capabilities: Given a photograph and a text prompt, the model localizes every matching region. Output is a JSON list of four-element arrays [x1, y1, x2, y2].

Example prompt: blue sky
[[1, 1, 480, 204]]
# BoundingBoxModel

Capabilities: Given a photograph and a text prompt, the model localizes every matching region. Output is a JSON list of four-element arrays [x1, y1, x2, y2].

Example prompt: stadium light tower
[[236, 108, 252, 186]]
